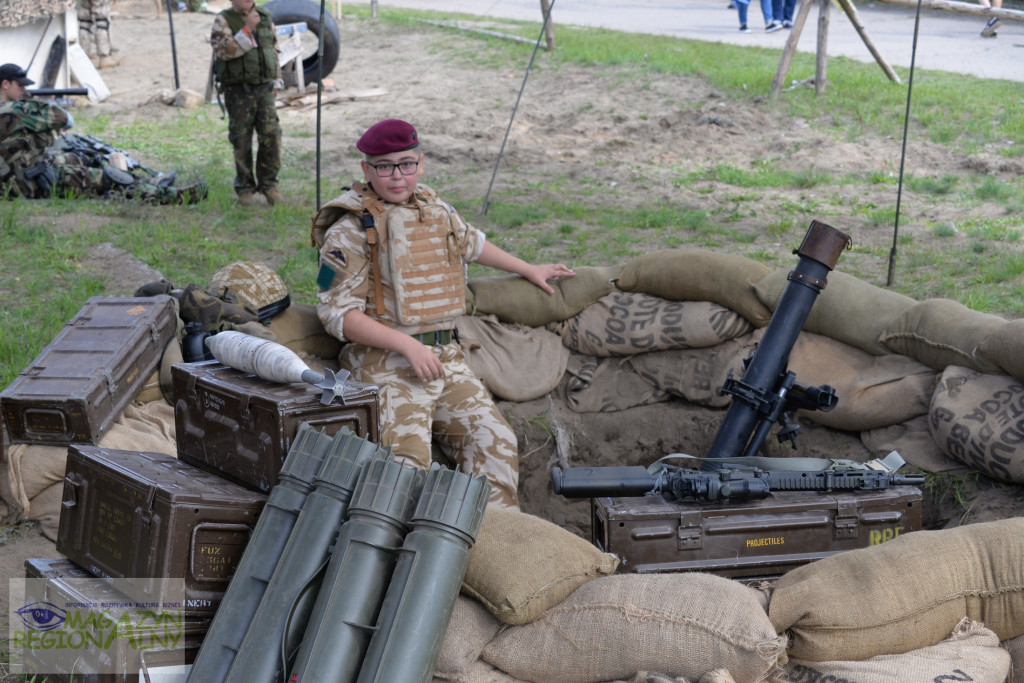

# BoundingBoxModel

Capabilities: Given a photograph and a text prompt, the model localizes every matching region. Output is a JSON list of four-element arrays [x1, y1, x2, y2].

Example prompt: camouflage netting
[[0, 0, 74, 28]]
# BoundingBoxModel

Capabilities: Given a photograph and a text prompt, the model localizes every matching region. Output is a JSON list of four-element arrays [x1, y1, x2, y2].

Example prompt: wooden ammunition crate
[[1, 296, 177, 445], [56, 445, 266, 616], [593, 487, 923, 582], [172, 360, 379, 493], [18, 557, 208, 683]]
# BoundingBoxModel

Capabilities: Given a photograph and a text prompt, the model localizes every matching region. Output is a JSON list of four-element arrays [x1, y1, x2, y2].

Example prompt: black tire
[[265, 0, 340, 85]]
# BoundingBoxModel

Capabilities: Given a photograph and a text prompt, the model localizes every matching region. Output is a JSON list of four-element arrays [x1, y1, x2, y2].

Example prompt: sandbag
[[455, 314, 569, 402], [878, 298, 1005, 373], [468, 265, 622, 327], [546, 292, 752, 357], [433, 659, 530, 683], [564, 353, 671, 413], [616, 250, 772, 327], [929, 365, 1024, 484], [753, 269, 916, 356], [771, 618, 1009, 683], [1004, 633, 1024, 683], [977, 318, 1024, 383], [482, 573, 785, 683], [787, 332, 937, 431], [627, 330, 761, 408], [267, 302, 343, 360], [462, 507, 619, 626], [434, 595, 504, 681], [860, 414, 967, 475], [768, 517, 1024, 662]]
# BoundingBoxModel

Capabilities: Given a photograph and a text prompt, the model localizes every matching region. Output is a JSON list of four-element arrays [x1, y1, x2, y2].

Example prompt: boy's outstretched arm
[[475, 242, 575, 295]]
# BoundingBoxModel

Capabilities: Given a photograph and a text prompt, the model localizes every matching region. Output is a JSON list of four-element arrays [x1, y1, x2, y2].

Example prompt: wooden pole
[[539, 0, 556, 49], [770, 0, 817, 100], [876, 0, 1024, 19], [835, 0, 900, 83], [815, 0, 829, 96]]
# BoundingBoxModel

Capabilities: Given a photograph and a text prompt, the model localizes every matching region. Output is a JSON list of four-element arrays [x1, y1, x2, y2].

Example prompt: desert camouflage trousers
[[78, 0, 114, 57], [340, 341, 520, 510], [222, 83, 281, 195]]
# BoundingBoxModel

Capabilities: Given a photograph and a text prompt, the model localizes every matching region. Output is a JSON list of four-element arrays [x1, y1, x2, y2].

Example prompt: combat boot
[[262, 187, 284, 205], [98, 56, 121, 69], [238, 190, 257, 206], [178, 181, 208, 205]]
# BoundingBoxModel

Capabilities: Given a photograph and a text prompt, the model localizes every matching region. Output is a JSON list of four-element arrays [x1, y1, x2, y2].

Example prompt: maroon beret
[[357, 119, 419, 155]]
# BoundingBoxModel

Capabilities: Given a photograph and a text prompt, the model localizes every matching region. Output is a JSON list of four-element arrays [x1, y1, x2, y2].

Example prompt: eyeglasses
[[367, 159, 420, 178]]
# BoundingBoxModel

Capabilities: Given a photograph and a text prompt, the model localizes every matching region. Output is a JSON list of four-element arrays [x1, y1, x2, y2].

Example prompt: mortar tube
[[703, 220, 851, 462], [186, 422, 333, 683], [356, 464, 490, 683], [287, 456, 425, 683], [223, 432, 389, 683]]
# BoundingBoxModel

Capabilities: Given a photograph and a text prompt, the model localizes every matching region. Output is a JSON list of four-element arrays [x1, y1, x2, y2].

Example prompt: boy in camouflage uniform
[[312, 119, 575, 509], [0, 63, 206, 203], [210, 0, 283, 206]]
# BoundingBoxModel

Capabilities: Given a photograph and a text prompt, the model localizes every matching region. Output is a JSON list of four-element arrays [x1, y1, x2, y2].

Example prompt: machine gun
[[552, 454, 926, 502]]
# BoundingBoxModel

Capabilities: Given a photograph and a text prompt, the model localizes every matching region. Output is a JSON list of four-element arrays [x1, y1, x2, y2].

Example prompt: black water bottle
[[182, 322, 214, 363]]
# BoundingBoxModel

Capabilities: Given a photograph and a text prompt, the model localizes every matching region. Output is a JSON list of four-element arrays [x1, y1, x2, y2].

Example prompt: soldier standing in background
[[78, 0, 120, 69], [210, 0, 284, 206], [0, 63, 206, 203]]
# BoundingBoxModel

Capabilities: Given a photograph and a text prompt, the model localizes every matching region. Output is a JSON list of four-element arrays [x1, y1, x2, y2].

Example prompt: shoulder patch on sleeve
[[317, 263, 337, 291]]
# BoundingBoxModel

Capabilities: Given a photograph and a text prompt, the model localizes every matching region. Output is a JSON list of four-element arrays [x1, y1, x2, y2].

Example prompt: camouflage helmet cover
[[209, 261, 290, 323]]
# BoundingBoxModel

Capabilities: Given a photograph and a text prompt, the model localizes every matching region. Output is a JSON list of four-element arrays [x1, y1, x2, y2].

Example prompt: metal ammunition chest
[[172, 360, 380, 493], [1, 296, 177, 445], [593, 487, 923, 581], [56, 445, 267, 616], [19, 557, 208, 683]]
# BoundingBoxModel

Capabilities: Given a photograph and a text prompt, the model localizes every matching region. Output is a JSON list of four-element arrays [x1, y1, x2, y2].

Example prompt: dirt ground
[[4, 1, 1024, 677]]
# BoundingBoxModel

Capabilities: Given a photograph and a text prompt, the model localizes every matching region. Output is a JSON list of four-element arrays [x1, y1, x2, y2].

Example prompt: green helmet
[[209, 261, 291, 323]]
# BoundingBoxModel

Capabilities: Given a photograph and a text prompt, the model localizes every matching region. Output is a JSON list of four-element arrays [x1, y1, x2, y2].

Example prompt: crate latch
[[147, 320, 161, 344], [186, 373, 198, 399], [677, 510, 703, 550], [835, 498, 859, 540], [104, 371, 117, 396]]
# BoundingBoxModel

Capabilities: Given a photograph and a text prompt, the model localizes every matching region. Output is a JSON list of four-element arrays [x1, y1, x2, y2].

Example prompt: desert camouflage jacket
[[315, 182, 486, 341]]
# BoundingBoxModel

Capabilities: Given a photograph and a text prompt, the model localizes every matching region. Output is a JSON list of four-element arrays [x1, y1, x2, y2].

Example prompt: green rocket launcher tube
[[224, 431, 388, 683], [355, 464, 490, 683], [186, 422, 332, 683], [287, 457, 426, 683]]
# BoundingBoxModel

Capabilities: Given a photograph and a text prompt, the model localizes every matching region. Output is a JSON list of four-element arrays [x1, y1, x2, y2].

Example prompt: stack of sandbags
[[468, 265, 623, 327], [769, 518, 1024, 667], [436, 508, 785, 683]]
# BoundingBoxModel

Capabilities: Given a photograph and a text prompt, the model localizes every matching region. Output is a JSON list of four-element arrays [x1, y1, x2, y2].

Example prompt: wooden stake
[[816, 0, 830, 96], [540, 0, 556, 50], [771, 0, 816, 100], [836, 0, 901, 82]]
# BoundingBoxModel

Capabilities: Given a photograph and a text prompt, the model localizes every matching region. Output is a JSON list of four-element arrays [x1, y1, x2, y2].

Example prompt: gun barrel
[[551, 466, 656, 498], [28, 88, 89, 97]]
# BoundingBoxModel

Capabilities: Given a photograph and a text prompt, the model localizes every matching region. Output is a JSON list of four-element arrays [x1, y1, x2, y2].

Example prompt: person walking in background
[[735, 0, 781, 32], [78, 0, 120, 69], [979, 0, 1002, 37], [773, 0, 797, 28], [210, 0, 284, 206]]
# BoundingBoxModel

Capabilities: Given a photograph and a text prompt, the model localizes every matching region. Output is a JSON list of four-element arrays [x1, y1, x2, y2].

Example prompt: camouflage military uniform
[[210, 6, 282, 197], [314, 182, 521, 509], [0, 98, 203, 203], [78, 0, 115, 59]]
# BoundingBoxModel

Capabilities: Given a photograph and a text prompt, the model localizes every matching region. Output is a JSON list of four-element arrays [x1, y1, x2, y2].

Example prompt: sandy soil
[[3, 2, 1023, 678]]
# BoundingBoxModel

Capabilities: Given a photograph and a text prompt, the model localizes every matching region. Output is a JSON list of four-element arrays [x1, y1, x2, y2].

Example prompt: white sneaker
[[981, 16, 1001, 37], [766, 20, 783, 33]]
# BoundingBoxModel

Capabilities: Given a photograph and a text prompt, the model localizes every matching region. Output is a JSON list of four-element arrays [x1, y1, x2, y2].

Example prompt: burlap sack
[[266, 303, 343, 360], [768, 517, 1024, 662], [878, 298, 1006, 373], [860, 414, 967, 474], [771, 618, 1009, 683], [1, 443, 67, 521], [468, 265, 622, 327], [627, 330, 761, 408], [482, 573, 785, 683], [564, 353, 671, 413], [433, 659, 530, 683], [928, 365, 1024, 484], [753, 269, 916, 356], [462, 507, 619, 626], [30, 480, 64, 541], [787, 332, 938, 431], [615, 250, 772, 327], [978, 318, 1024, 384], [546, 292, 753, 357], [455, 314, 569, 402], [1004, 633, 1024, 683], [434, 595, 504, 680]]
